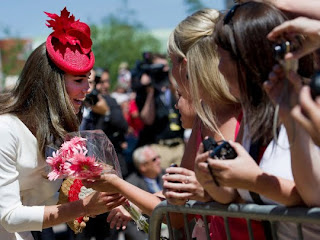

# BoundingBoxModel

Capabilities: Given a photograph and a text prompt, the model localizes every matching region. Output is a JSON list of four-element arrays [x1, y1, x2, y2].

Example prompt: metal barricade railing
[[149, 200, 320, 240]]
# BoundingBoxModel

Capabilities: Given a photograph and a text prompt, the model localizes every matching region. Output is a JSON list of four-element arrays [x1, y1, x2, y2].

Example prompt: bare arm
[[179, 116, 201, 170], [43, 192, 125, 229], [140, 74, 156, 125], [83, 174, 162, 216], [284, 101, 320, 207], [194, 143, 239, 204], [91, 95, 109, 115], [274, 0, 320, 20], [207, 141, 303, 206], [265, 65, 320, 206], [165, 117, 238, 204]]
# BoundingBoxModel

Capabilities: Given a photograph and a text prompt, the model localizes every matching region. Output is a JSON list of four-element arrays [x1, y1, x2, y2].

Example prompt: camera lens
[[274, 42, 289, 61], [310, 71, 320, 99]]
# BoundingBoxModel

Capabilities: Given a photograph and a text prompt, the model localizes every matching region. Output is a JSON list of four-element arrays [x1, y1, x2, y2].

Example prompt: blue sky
[[0, 0, 225, 39]]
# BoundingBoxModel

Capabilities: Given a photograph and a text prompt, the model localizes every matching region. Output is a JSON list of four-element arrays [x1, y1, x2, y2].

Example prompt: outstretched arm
[[83, 174, 162, 216], [43, 192, 125, 229], [205, 141, 303, 206], [265, 66, 320, 207]]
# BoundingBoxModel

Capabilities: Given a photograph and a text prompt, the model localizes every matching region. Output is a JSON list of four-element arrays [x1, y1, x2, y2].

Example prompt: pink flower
[[46, 150, 67, 180], [67, 153, 103, 179], [60, 137, 87, 157]]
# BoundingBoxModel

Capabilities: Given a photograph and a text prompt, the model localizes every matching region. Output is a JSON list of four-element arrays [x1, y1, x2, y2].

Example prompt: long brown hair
[[0, 43, 81, 157], [214, 2, 313, 145], [167, 8, 238, 138]]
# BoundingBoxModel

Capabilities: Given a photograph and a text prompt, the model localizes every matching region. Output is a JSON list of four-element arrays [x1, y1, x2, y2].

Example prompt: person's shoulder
[[0, 114, 20, 143], [125, 172, 142, 183], [0, 113, 19, 128]]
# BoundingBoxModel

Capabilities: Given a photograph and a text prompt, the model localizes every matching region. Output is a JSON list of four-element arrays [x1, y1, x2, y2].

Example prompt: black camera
[[273, 40, 320, 99], [131, 52, 169, 91], [273, 38, 302, 62], [84, 88, 99, 106], [202, 137, 237, 160], [310, 71, 320, 99]]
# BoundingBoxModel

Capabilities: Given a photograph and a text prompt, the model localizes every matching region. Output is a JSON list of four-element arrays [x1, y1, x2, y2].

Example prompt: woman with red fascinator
[[0, 7, 125, 240]]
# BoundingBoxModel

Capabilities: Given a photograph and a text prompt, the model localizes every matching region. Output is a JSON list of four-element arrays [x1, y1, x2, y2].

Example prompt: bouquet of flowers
[[46, 130, 121, 181], [46, 130, 149, 234], [46, 130, 122, 233]]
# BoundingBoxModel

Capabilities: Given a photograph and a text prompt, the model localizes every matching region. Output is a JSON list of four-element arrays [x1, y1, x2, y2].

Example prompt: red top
[[126, 99, 144, 137], [193, 112, 266, 240]]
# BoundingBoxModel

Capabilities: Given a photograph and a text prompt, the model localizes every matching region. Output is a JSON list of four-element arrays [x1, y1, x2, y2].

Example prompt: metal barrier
[[149, 200, 320, 240]]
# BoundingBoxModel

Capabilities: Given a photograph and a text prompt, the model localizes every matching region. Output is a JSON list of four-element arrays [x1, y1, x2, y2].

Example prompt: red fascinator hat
[[45, 7, 94, 75]]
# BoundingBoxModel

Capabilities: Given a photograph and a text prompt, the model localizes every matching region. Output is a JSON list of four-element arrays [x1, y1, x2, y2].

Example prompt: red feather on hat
[[45, 7, 94, 75]]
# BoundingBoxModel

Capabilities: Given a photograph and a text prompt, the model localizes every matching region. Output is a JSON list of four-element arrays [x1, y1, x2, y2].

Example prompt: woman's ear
[[139, 163, 147, 173], [182, 57, 187, 65]]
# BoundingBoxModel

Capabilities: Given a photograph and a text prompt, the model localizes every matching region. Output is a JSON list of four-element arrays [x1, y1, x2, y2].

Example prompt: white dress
[[238, 125, 320, 240], [0, 114, 62, 240]]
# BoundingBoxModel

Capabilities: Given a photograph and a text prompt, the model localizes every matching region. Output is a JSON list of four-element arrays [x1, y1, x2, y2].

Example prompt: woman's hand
[[162, 166, 211, 205], [107, 205, 132, 230], [91, 95, 110, 115], [268, 17, 320, 60], [291, 86, 320, 146], [83, 192, 126, 216], [194, 143, 218, 189], [206, 141, 263, 190], [82, 173, 120, 194], [264, 64, 303, 122]]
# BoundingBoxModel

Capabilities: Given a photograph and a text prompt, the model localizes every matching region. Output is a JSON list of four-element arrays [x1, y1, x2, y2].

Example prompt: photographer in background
[[81, 67, 129, 177], [81, 68, 108, 129], [123, 145, 165, 240], [79, 68, 129, 240], [131, 52, 184, 169]]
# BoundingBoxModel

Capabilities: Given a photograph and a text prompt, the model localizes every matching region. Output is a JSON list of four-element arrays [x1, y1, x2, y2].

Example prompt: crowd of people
[[1, 0, 320, 240]]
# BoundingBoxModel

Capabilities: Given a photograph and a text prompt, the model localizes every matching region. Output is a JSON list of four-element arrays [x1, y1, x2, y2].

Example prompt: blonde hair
[[167, 8, 238, 137]]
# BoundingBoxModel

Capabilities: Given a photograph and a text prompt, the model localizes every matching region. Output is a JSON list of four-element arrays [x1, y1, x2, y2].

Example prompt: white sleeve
[[0, 122, 44, 233]]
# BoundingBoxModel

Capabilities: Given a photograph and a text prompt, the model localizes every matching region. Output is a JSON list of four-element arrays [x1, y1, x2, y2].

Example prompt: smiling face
[[64, 71, 90, 114]]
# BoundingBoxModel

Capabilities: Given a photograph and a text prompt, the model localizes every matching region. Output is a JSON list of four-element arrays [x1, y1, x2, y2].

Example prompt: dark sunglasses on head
[[223, 4, 241, 25]]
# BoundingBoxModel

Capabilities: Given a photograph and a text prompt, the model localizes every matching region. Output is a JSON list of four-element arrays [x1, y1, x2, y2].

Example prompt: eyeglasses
[[223, 4, 241, 25], [151, 156, 161, 162]]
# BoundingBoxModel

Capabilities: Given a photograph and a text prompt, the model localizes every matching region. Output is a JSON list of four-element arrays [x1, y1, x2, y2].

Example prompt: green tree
[[91, 14, 161, 89]]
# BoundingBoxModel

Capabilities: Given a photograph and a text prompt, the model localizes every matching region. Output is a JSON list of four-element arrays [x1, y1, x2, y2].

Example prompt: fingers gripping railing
[[149, 201, 320, 240]]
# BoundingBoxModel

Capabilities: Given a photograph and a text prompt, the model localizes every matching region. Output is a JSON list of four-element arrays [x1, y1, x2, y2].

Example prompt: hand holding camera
[[202, 137, 237, 187], [268, 17, 320, 60], [202, 137, 237, 160], [269, 17, 320, 98], [199, 139, 263, 190]]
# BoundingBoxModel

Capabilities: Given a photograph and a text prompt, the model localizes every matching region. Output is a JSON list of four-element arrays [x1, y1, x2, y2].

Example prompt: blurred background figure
[[117, 61, 132, 91], [131, 52, 185, 169], [81, 67, 129, 178], [79, 67, 129, 240], [123, 145, 165, 240]]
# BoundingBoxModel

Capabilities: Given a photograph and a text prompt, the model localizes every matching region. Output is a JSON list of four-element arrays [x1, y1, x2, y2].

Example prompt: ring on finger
[[185, 176, 190, 184]]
